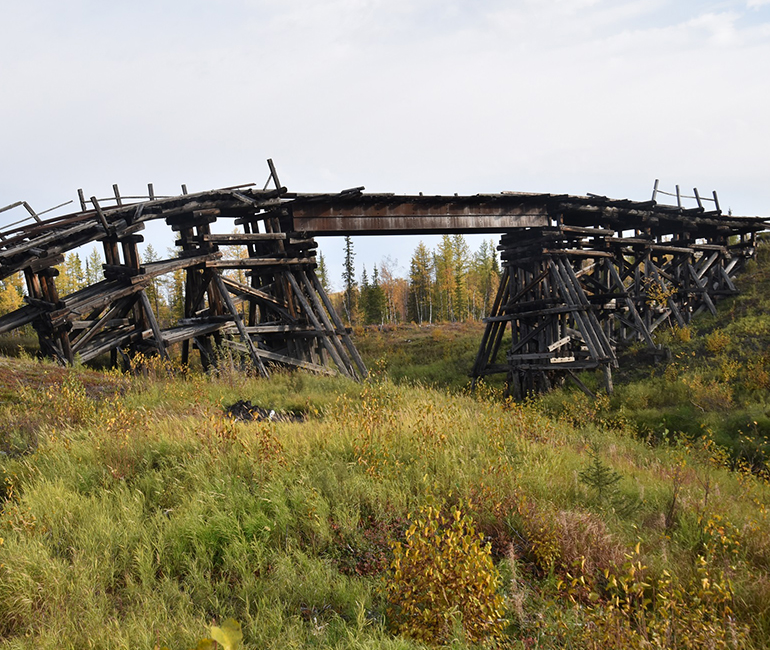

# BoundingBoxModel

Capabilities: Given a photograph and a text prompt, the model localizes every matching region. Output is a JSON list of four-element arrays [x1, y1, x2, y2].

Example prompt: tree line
[[323, 234, 500, 326]]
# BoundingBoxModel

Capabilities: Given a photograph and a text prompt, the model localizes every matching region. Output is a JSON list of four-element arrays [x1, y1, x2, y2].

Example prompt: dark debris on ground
[[224, 399, 305, 423]]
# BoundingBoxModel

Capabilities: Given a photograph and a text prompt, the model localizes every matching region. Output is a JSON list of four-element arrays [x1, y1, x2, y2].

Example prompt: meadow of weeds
[[354, 322, 506, 392], [1, 349, 769, 649]]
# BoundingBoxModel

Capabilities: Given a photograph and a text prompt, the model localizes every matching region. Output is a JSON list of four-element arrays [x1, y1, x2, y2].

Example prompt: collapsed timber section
[[471, 204, 762, 399], [0, 187, 367, 380]]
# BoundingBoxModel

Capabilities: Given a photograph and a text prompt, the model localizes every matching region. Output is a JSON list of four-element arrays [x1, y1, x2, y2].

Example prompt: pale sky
[[2, 1, 769, 290]]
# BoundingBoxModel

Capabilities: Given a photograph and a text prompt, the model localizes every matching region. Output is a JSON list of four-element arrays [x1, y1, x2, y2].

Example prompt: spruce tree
[[408, 241, 433, 324], [342, 236, 357, 324], [63, 253, 85, 295], [85, 247, 104, 285], [360, 266, 370, 324], [369, 265, 387, 325], [451, 234, 470, 321], [142, 244, 164, 319], [317, 251, 331, 294]]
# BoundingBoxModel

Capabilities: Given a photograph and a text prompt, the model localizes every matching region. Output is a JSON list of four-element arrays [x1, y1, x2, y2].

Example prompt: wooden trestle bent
[[0, 179, 367, 379]]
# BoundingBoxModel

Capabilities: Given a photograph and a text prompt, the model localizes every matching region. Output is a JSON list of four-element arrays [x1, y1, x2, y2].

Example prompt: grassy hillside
[[0, 351, 768, 649], [354, 321, 495, 392], [2, 245, 770, 648], [357, 240, 770, 472], [538, 239, 770, 475]]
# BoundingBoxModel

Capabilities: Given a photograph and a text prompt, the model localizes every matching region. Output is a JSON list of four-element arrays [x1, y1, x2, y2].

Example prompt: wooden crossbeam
[[225, 340, 335, 376], [138, 290, 169, 360], [687, 264, 718, 316], [206, 257, 315, 269], [220, 276, 293, 319], [605, 260, 657, 348], [285, 272, 353, 379], [308, 270, 367, 379], [212, 273, 269, 378], [71, 297, 136, 354], [471, 266, 510, 381]]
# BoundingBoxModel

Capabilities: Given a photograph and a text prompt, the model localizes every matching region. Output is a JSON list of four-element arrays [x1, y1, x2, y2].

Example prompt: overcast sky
[[2, 0, 769, 290]]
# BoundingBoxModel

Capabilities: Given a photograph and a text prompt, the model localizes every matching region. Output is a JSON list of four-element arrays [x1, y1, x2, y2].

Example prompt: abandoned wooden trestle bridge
[[0, 162, 766, 397]]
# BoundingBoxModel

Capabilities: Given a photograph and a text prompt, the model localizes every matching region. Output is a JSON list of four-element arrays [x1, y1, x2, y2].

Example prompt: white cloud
[[1, 0, 769, 280]]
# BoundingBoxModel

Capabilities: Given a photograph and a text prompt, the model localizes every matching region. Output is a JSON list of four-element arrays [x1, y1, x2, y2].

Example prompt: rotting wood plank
[[223, 323, 318, 335], [285, 272, 352, 379], [212, 273, 269, 378], [138, 290, 169, 360], [77, 327, 149, 363], [133, 252, 223, 284], [308, 271, 367, 379], [220, 276, 293, 318], [201, 233, 287, 243], [71, 318, 131, 329], [159, 322, 227, 346], [718, 266, 737, 292], [509, 320, 553, 357], [71, 297, 136, 354], [549, 259, 603, 362], [687, 264, 718, 316], [224, 340, 336, 376], [694, 252, 719, 280], [646, 260, 687, 327], [299, 270, 358, 377], [0, 304, 43, 335], [561, 259, 616, 361], [205, 257, 315, 269], [486, 267, 514, 373], [484, 305, 589, 322], [605, 260, 657, 348], [0, 221, 94, 261], [471, 266, 510, 381]]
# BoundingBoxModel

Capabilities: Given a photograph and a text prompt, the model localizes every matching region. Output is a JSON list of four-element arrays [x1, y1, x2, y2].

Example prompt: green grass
[[355, 321, 508, 392], [1, 356, 769, 648]]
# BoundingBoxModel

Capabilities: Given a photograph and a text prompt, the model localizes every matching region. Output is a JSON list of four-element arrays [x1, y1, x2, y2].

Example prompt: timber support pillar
[[471, 199, 760, 399]]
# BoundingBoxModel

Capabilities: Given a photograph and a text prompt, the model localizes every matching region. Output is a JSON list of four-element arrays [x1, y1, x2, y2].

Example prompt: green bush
[[385, 502, 505, 645]]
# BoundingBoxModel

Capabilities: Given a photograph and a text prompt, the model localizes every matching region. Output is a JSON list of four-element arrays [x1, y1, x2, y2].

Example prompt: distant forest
[[322, 234, 500, 326]]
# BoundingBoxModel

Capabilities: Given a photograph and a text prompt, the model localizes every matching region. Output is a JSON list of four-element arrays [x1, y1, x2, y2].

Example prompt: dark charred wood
[[102, 264, 145, 277]]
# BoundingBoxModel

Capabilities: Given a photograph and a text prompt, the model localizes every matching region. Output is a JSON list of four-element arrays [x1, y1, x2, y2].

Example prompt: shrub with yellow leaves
[[385, 502, 505, 646], [557, 545, 749, 649]]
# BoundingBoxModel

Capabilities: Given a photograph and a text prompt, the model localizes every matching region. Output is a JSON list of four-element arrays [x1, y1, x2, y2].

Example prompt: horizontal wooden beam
[[222, 323, 325, 335], [290, 196, 551, 235], [224, 340, 336, 375], [206, 257, 315, 268], [174, 232, 287, 246]]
